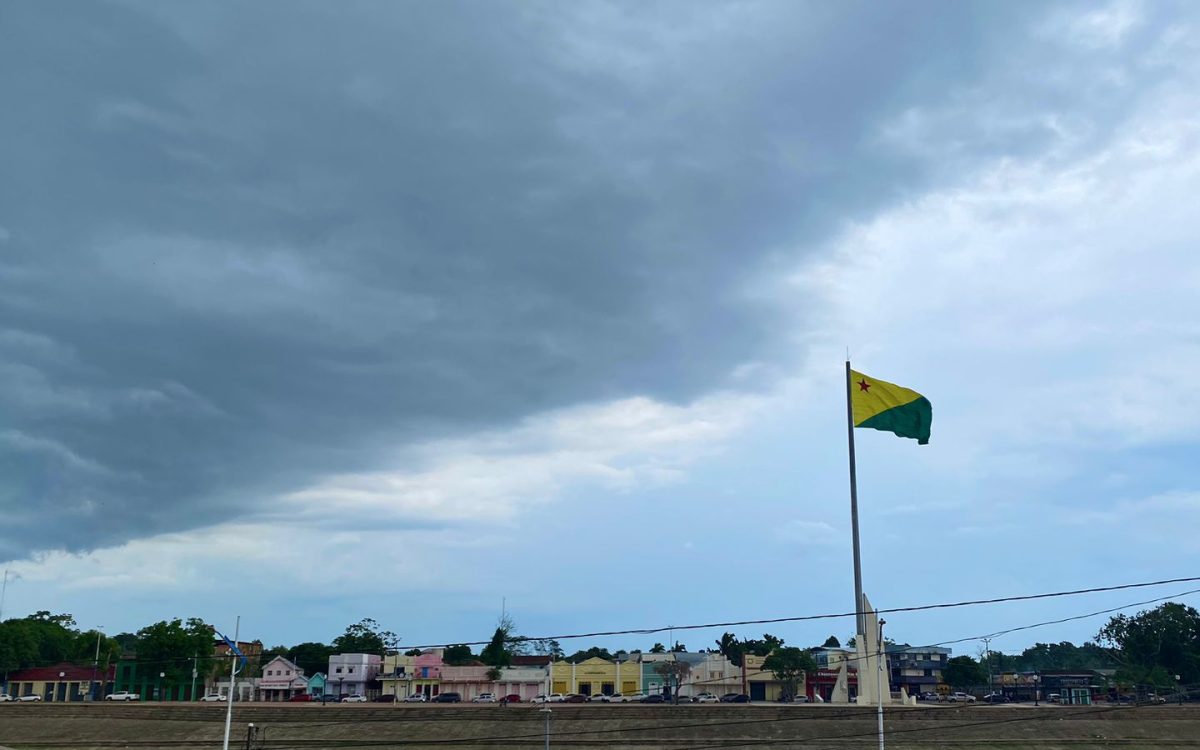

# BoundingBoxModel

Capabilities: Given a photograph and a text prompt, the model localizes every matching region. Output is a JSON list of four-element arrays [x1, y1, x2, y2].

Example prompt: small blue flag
[[215, 630, 248, 668]]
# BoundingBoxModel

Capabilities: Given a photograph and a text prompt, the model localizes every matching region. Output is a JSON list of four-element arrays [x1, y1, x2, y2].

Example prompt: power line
[[799, 585, 1200, 672], [395, 574, 1200, 649]]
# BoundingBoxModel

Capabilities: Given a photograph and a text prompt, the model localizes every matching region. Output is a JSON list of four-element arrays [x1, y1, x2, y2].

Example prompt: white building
[[327, 653, 381, 698]]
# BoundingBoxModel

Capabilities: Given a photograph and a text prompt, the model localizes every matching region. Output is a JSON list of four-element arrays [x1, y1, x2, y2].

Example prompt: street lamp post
[[159, 672, 166, 702], [57, 671, 65, 702]]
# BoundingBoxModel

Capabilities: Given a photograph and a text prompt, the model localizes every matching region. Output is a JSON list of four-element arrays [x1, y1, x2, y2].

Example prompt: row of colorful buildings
[[5, 643, 966, 703]]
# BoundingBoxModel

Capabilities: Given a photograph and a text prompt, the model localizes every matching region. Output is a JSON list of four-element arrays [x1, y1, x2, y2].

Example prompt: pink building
[[257, 656, 308, 702], [439, 664, 490, 700]]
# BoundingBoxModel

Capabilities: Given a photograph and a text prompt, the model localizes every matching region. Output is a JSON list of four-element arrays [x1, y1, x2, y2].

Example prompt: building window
[[336, 668, 343, 674], [349, 667, 355, 673]]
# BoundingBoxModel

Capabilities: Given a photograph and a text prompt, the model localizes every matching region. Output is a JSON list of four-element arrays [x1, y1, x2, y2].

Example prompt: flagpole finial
[[846, 346, 851, 363]]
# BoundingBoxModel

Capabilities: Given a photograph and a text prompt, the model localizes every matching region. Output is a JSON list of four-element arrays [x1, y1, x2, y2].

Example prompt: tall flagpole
[[845, 360, 865, 638]]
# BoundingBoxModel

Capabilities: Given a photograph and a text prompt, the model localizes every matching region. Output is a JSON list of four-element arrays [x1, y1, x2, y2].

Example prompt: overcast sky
[[2, 0, 1199, 657]]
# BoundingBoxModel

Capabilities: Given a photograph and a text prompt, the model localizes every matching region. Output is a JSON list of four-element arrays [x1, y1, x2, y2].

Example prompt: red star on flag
[[858, 379, 871, 392]]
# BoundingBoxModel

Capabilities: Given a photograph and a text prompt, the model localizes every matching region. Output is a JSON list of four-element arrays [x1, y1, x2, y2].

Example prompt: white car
[[546, 693, 565, 703], [472, 693, 496, 703], [18, 694, 43, 702], [341, 694, 368, 703], [947, 692, 976, 703], [587, 693, 610, 702], [695, 693, 720, 704], [614, 692, 645, 703], [105, 691, 140, 702], [404, 693, 427, 703], [199, 694, 226, 702], [0, 694, 12, 702]]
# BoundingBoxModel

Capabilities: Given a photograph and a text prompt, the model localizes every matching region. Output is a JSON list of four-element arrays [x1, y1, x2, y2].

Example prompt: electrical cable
[[394, 574, 1200, 649]]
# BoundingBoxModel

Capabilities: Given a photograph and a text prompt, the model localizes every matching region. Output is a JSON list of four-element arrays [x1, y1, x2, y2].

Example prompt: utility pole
[[981, 637, 992, 697], [90, 627, 103, 701], [540, 707, 551, 750], [191, 656, 198, 702]]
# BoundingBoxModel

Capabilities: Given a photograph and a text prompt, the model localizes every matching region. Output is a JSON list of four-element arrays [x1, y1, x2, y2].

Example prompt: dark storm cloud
[[0, 0, 1164, 558]]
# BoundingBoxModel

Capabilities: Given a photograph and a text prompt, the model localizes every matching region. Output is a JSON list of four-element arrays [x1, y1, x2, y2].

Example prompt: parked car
[[947, 692, 976, 703], [341, 694, 368, 703], [500, 694, 522, 703], [0, 694, 12, 702], [373, 694, 396, 703], [531, 694, 548, 704], [1047, 693, 1062, 704], [641, 694, 666, 703], [105, 691, 140, 702], [472, 693, 496, 703], [563, 693, 587, 703], [982, 693, 1009, 704], [721, 693, 750, 703], [319, 694, 342, 703], [1146, 694, 1168, 705], [289, 694, 315, 702], [695, 693, 720, 704], [404, 693, 428, 703], [433, 692, 462, 703], [199, 693, 226, 702], [612, 692, 644, 703], [17, 694, 43, 702], [546, 693, 566, 703], [918, 692, 939, 702], [587, 693, 610, 702], [675, 695, 694, 703]]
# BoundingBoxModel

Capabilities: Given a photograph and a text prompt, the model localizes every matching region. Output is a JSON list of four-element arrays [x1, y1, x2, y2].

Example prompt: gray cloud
[[1, 0, 1184, 559]]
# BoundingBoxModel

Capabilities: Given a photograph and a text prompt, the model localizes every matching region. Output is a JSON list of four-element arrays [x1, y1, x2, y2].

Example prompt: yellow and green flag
[[850, 370, 932, 445]]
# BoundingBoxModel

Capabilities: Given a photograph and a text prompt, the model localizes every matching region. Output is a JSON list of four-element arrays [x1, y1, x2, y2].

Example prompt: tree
[[567, 646, 613, 663], [822, 636, 841, 648], [497, 614, 529, 656], [261, 644, 290, 662], [486, 666, 502, 682], [763, 647, 817, 700], [653, 659, 692, 702], [404, 649, 423, 657], [715, 633, 745, 667], [135, 618, 213, 684], [670, 642, 688, 653], [0, 612, 82, 672], [650, 643, 667, 654], [333, 618, 397, 654], [942, 656, 987, 690], [480, 627, 513, 668], [73, 630, 123, 666], [288, 642, 335, 676], [443, 644, 475, 666], [1097, 602, 1200, 686], [715, 633, 785, 667]]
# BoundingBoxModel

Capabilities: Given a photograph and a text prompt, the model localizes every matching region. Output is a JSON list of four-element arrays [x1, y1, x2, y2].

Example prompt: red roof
[[511, 655, 552, 666], [8, 663, 116, 682]]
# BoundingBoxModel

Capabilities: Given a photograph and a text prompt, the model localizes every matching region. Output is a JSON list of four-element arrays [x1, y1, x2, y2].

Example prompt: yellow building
[[549, 657, 637, 697]]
